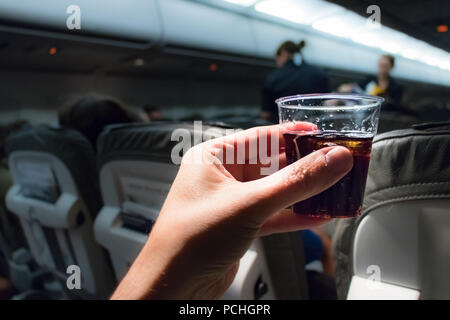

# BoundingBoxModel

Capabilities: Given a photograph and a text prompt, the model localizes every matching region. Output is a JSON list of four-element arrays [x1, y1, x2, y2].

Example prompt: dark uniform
[[358, 75, 404, 112], [261, 59, 330, 123]]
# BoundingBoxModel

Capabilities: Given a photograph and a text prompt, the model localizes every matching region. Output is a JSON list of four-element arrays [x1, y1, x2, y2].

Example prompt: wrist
[[111, 228, 199, 299]]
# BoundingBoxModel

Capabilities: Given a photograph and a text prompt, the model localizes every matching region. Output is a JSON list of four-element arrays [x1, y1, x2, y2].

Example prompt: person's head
[[58, 93, 141, 147], [275, 40, 306, 67], [142, 105, 162, 121], [378, 54, 395, 78], [0, 121, 28, 158]]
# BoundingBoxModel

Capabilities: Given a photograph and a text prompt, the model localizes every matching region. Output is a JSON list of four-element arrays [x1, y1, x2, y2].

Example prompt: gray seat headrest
[[97, 122, 234, 167], [363, 121, 450, 215], [6, 125, 102, 216]]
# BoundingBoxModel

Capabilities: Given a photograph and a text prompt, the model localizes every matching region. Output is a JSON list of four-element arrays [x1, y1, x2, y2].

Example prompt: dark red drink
[[283, 132, 373, 218]]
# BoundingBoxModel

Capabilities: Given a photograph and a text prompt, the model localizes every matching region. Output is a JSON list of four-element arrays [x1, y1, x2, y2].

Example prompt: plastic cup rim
[[276, 93, 384, 111]]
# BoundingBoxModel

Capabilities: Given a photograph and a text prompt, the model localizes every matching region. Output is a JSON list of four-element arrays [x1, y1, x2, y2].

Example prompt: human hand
[[111, 123, 353, 300]]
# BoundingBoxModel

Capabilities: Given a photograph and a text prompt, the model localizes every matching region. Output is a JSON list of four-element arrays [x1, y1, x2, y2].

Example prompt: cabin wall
[[2, 67, 450, 126]]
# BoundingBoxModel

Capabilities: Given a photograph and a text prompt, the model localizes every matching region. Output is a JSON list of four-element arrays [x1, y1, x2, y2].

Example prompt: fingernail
[[325, 147, 353, 173]]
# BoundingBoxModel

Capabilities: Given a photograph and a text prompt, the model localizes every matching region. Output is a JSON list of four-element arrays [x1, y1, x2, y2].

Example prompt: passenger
[[142, 105, 163, 122], [58, 93, 142, 148], [261, 40, 330, 123], [300, 227, 337, 299], [112, 124, 353, 299], [304, 227, 335, 277], [133, 106, 151, 123], [338, 54, 404, 111]]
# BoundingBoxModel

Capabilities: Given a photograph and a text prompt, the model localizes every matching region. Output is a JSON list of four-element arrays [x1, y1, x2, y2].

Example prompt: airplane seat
[[208, 116, 272, 129], [94, 122, 189, 282], [94, 122, 304, 299], [377, 111, 419, 133], [5, 125, 115, 299], [346, 121, 450, 299]]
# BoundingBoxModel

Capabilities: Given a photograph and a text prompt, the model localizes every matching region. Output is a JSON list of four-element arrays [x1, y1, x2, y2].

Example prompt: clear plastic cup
[[277, 94, 383, 218]]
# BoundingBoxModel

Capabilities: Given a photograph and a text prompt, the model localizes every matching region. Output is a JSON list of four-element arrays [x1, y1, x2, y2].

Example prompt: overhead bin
[[158, 0, 257, 56], [0, 0, 163, 47]]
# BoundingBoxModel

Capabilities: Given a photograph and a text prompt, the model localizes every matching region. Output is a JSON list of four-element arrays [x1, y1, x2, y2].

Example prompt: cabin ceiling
[[326, 0, 450, 52]]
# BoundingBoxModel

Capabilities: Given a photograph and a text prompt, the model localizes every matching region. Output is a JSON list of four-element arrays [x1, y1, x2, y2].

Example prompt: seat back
[[94, 122, 279, 299], [347, 122, 450, 299], [5, 126, 115, 298]]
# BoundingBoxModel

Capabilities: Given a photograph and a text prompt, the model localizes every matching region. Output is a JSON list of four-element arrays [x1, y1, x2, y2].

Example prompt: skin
[[377, 55, 393, 90], [275, 50, 292, 68], [337, 55, 394, 93], [147, 110, 163, 122], [111, 123, 353, 300]]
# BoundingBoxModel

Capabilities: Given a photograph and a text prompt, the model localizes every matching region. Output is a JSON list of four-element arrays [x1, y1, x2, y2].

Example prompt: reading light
[[209, 63, 218, 71], [49, 47, 57, 55], [437, 25, 448, 32]]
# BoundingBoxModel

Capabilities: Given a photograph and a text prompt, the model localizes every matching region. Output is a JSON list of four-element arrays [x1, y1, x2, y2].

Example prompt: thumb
[[246, 146, 353, 221]]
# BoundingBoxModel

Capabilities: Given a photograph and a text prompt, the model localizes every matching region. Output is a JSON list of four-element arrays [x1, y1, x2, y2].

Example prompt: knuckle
[[285, 152, 327, 193]]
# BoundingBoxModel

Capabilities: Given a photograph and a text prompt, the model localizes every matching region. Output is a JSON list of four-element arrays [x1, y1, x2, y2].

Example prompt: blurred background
[[0, 0, 449, 125]]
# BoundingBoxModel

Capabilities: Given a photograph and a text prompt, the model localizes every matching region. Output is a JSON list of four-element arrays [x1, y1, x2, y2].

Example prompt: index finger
[[218, 122, 317, 160], [221, 122, 317, 145]]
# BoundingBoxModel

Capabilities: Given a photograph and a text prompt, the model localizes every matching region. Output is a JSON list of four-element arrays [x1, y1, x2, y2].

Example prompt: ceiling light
[[250, 0, 450, 71], [255, 0, 343, 25], [312, 12, 365, 38], [439, 62, 450, 71], [422, 57, 439, 67], [223, 0, 259, 6], [417, 46, 449, 69], [313, 13, 405, 54], [401, 49, 420, 60], [377, 28, 407, 54], [351, 31, 381, 48]]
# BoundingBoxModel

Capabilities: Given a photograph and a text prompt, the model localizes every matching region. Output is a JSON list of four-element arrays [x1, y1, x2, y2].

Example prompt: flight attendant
[[338, 54, 404, 112], [261, 40, 331, 123]]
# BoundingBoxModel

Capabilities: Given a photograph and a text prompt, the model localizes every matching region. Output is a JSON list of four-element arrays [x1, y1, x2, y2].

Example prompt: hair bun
[[297, 40, 306, 51]]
